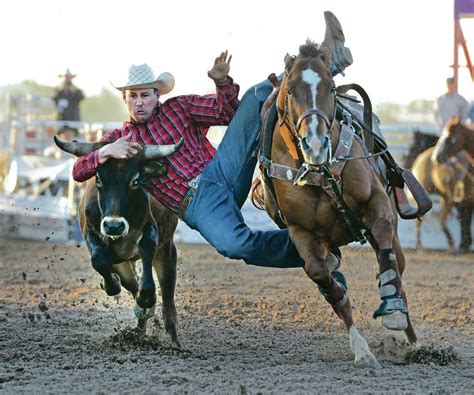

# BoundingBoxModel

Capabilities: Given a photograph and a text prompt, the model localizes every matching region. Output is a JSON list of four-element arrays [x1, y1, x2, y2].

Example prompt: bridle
[[278, 81, 338, 165]]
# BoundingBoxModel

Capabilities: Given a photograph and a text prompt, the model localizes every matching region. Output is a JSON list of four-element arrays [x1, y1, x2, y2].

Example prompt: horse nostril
[[322, 136, 329, 150]]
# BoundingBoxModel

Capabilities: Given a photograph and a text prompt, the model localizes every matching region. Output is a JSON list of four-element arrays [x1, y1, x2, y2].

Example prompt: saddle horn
[[322, 11, 353, 76]]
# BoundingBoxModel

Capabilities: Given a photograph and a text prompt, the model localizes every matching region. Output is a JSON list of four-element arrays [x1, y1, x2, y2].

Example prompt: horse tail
[[251, 174, 266, 210]]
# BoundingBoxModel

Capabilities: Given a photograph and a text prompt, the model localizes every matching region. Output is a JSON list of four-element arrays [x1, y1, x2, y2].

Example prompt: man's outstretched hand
[[208, 50, 232, 83]]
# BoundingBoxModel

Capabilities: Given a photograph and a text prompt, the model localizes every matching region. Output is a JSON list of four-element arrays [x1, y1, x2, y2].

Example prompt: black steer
[[55, 136, 182, 347]]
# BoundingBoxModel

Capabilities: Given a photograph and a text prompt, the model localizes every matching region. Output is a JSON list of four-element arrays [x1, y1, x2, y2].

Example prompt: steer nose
[[103, 220, 125, 236]]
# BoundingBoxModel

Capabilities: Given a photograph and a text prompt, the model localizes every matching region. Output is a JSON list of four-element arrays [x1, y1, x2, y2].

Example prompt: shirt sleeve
[[179, 76, 240, 130], [71, 128, 123, 182]]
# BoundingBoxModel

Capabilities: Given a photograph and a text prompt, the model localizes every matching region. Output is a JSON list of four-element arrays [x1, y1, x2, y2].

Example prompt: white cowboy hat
[[59, 68, 76, 78], [112, 64, 175, 94]]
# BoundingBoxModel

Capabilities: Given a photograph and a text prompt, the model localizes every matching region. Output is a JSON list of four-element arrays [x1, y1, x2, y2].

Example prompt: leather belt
[[177, 175, 200, 220]]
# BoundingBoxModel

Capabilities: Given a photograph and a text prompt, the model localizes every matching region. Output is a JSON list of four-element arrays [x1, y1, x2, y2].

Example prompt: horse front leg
[[289, 226, 380, 369], [366, 197, 409, 332], [456, 202, 472, 253], [153, 239, 180, 348], [135, 222, 158, 324]]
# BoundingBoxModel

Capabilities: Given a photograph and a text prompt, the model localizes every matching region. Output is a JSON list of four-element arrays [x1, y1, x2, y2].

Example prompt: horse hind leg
[[393, 235, 418, 344], [415, 218, 422, 250], [439, 196, 455, 252]]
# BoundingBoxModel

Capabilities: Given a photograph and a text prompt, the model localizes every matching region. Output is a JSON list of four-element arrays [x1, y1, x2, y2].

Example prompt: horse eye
[[95, 176, 102, 187], [286, 89, 293, 97]]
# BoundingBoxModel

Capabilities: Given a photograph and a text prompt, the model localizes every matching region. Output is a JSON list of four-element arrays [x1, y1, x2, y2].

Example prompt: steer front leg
[[87, 233, 121, 296], [134, 221, 158, 320]]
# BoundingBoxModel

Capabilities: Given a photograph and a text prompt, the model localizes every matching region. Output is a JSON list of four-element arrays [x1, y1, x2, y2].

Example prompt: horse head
[[276, 11, 351, 166], [432, 117, 473, 163]]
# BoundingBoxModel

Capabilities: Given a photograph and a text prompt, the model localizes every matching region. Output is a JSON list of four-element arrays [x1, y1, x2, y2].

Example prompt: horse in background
[[403, 129, 438, 169], [412, 118, 473, 253]]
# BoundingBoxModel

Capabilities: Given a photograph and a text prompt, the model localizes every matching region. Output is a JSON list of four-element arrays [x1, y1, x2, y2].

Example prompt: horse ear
[[284, 53, 296, 74], [322, 11, 353, 75]]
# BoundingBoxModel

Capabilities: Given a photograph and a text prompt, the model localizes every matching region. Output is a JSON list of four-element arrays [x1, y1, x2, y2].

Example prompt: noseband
[[295, 104, 335, 133]]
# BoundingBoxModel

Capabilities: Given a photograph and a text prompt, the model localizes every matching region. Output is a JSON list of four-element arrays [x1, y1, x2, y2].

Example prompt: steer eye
[[95, 175, 102, 188], [130, 177, 141, 189]]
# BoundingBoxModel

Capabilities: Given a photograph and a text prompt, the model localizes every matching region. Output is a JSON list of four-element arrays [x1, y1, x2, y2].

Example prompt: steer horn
[[322, 11, 353, 76], [54, 136, 110, 156], [143, 138, 184, 160]]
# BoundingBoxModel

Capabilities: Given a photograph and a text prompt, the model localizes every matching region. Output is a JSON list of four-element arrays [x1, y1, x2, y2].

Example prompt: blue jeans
[[184, 79, 304, 268]]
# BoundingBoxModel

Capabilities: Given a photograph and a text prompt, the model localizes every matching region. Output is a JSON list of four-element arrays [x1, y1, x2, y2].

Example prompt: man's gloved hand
[[208, 50, 232, 83]]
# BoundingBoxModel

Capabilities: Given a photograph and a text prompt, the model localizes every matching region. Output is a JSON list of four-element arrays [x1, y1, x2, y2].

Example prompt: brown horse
[[412, 119, 473, 253], [253, 12, 421, 369]]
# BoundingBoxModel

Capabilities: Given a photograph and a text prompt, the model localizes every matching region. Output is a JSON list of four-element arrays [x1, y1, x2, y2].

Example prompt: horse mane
[[298, 39, 323, 58]]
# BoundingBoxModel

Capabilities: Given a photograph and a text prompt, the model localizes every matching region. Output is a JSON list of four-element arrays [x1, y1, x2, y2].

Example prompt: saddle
[[256, 75, 432, 238]]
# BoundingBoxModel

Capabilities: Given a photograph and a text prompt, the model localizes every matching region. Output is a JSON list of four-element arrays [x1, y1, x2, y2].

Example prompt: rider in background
[[405, 77, 469, 169], [434, 77, 469, 132]]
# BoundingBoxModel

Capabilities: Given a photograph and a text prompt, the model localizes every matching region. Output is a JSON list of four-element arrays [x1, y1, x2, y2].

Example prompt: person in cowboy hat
[[53, 68, 85, 122], [70, 50, 344, 270]]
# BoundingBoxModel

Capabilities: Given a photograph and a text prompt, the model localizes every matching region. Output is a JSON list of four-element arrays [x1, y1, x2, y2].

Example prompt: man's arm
[[72, 131, 142, 182]]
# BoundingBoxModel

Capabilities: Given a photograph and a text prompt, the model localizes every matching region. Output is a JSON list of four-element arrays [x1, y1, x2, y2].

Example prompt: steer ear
[[143, 138, 184, 160], [322, 11, 353, 75], [54, 136, 110, 156]]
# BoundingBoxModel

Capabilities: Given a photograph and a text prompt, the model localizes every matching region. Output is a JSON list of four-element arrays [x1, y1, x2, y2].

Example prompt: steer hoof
[[100, 273, 122, 296], [382, 311, 408, 331], [134, 303, 156, 320]]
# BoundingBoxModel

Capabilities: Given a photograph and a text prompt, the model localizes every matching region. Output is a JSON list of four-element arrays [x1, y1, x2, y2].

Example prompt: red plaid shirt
[[72, 77, 240, 214]]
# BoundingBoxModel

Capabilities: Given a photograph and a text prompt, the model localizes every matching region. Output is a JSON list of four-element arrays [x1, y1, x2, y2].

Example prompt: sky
[[0, 0, 473, 105]]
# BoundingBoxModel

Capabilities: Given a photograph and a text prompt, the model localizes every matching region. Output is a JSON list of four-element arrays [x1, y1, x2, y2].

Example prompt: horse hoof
[[382, 311, 408, 331], [354, 354, 382, 370], [134, 303, 156, 320]]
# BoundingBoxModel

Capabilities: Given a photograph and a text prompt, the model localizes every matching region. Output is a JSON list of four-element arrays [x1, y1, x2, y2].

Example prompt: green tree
[[80, 88, 128, 122], [374, 102, 402, 124]]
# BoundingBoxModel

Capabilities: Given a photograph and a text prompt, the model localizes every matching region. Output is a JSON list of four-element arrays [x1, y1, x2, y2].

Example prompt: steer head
[[55, 136, 182, 239]]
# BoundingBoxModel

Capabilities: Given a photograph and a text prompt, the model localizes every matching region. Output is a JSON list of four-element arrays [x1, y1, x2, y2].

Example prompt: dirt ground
[[0, 238, 472, 394]]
